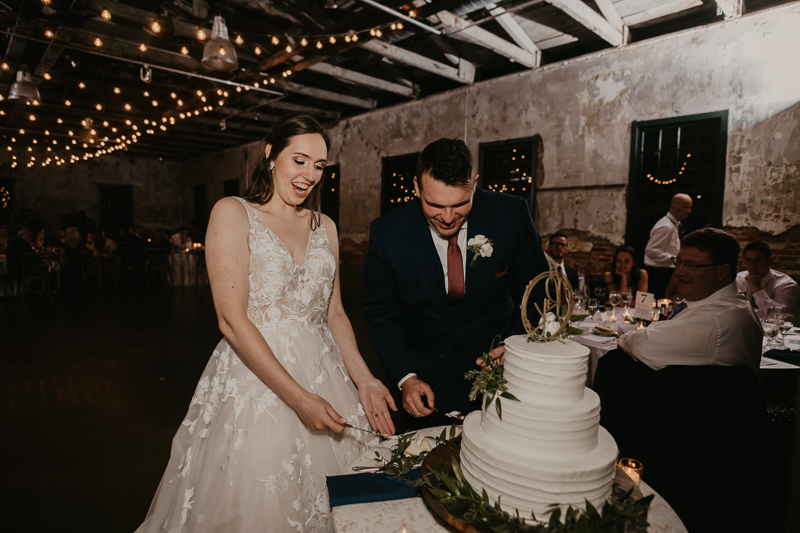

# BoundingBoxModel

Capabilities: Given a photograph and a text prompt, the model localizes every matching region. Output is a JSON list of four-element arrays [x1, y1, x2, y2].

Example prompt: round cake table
[[333, 426, 687, 533]]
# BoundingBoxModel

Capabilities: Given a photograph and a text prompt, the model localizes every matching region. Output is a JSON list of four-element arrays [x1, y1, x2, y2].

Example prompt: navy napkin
[[327, 468, 420, 507], [764, 349, 800, 367]]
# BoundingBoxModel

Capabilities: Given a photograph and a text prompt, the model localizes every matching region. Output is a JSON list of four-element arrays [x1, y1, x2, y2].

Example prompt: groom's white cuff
[[397, 373, 416, 391]]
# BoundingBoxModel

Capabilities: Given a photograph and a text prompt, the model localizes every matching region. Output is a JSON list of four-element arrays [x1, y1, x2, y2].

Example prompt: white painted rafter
[[274, 80, 377, 109], [306, 62, 418, 98], [359, 39, 475, 84], [543, 0, 625, 47], [487, 5, 541, 55], [433, 10, 540, 68], [715, 0, 742, 19]]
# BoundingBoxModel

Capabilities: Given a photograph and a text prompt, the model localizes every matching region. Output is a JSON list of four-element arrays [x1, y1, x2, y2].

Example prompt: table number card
[[633, 292, 655, 320]]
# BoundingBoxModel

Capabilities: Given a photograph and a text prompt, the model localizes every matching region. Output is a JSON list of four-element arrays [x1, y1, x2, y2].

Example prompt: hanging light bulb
[[271, 36, 279, 45], [151, 21, 161, 33], [235, 35, 244, 45], [114, 87, 120, 94], [94, 37, 103, 47], [202, 16, 238, 71], [78, 82, 85, 89], [64, 100, 72, 106], [316, 41, 323, 49], [197, 29, 206, 40], [285, 45, 292, 53], [329, 35, 336, 44], [181, 46, 189, 55], [45, 29, 54, 38], [139, 43, 148, 52], [101, 9, 111, 20], [352, 34, 359, 42], [96, 104, 103, 111], [124, 103, 131, 110], [8, 68, 42, 103], [254, 46, 261, 55], [301, 38, 308, 46], [43, 72, 51, 80], [397, 22, 403, 29]]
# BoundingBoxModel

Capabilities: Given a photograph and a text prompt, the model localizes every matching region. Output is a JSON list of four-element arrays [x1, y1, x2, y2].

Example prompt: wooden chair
[[193, 254, 208, 287], [145, 247, 171, 288], [20, 253, 54, 303]]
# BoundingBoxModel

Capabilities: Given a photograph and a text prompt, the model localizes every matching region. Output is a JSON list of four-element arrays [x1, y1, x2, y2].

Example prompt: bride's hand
[[294, 393, 347, 433], [357, 378, 397, 436]]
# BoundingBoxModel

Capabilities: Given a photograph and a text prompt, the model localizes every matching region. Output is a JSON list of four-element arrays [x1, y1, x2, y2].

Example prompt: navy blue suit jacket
[[362, 188, 549, 411]]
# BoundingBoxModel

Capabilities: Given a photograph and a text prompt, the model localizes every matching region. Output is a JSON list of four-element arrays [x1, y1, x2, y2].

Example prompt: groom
[[363, 138, 549, 428]]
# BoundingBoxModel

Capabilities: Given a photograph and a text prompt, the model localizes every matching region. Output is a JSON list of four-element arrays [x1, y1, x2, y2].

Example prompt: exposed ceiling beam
[[241, 95, 340, 120], [0, 17, 34, 93], [715, 0, 743, 19], [432, 10, 540, 69], [273, 80, 376, 109], [593, 0, 630, 44], [542, 0, 625, 47], [306, 62, 418, 98], [33, 27, 77, 82], [486, 5, 540, 55], [359, 40, 475, 84]]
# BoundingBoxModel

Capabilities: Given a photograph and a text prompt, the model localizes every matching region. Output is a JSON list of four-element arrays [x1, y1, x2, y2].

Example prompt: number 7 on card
[[633, 292, 655, 320]]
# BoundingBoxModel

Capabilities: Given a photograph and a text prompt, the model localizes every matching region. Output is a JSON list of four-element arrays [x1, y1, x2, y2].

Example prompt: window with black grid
[[627, 112, 728, 254], [381, 153, 420, 216], [478, 137, 538, 216]]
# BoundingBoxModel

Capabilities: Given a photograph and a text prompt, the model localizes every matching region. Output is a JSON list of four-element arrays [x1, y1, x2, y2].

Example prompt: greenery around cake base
[[418, 454, 653, 533], [377, 426, 653, 533]]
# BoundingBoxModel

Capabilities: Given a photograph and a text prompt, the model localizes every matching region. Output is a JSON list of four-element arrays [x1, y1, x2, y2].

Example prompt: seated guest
[[60, 226, 84, 299], [33, 227, 53, 251], [545, 231, 579, 289], [618, 228, 762, 375], [736, 241, 799, 322], [603, 245, 648, 299], [170, 227, 193, 250]]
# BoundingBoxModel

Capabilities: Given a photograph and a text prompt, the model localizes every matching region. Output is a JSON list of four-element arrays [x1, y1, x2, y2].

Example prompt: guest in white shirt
[[620, 228, 762, 375], [644, 193, 692, 298], [546, 231, 579, 289], [736, 241, 800, 322]]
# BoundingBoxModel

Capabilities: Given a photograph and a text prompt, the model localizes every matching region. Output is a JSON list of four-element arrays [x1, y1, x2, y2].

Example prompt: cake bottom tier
[[460, 411, 618, 521]]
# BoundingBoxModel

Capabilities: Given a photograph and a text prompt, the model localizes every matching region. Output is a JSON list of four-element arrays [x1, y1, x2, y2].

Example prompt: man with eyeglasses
[[735, 241, 799, 322], [619, 228, 762, 374], [546, 231, 579, 289], [644, 193, 692, 299]]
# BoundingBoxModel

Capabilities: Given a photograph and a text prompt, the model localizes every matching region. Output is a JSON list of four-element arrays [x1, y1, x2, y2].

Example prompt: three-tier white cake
[[460, 334, 617, 520]]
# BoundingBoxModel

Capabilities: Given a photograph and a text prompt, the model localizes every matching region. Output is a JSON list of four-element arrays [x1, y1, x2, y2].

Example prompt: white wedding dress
[[137, 197, 373, 533]]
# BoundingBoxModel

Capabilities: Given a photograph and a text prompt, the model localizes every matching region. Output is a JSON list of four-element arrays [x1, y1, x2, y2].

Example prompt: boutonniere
[[467, 235, 493, 267]]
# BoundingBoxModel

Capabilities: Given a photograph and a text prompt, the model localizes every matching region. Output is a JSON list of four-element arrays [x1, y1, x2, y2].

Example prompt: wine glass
[[573, 291, 585, 314], [608, 292, 622, 318], [587, 298, 598, 321], [767, 304, 786, 319], [776, 313, 793, 349], [762, 318, 780, 349], [594, 287, 606, 305]]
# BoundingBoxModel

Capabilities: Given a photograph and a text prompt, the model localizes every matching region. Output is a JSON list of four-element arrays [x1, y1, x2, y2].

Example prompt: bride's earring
[[269, 162, 275, 172]]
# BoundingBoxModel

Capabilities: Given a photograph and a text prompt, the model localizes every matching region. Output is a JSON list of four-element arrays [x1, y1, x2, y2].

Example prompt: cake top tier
[[502, 334, 590, 406]]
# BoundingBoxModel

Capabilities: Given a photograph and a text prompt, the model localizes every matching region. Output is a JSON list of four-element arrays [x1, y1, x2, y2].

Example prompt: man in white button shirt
[[736, 241, 800, 322], [644, 193, 692, 298], [620, 228, 762, 375]]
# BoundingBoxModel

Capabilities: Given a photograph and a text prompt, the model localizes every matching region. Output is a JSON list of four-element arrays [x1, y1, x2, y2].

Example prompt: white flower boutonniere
[[467, 235, 493, 267]]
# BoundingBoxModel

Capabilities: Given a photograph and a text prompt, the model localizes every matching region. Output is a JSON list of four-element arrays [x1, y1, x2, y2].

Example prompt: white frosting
[[460, 334, 618, 520]]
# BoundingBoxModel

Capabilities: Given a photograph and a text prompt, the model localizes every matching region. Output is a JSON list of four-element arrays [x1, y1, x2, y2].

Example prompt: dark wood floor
[[2, 285, 798, 532], [0, 284, 395, 532]]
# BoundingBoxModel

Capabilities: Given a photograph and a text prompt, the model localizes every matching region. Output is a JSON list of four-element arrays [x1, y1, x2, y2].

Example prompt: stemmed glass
[[587, 298, 598, 321], [573, 291, 586, 314], [762, 318, 780, 349], [594, 287, 606, 305], [776, 313, 793, 349], [608, 292, 622, 319]]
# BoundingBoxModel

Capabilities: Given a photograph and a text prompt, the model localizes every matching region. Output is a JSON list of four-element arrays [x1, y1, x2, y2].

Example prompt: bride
[[137, 114, 396, 532]]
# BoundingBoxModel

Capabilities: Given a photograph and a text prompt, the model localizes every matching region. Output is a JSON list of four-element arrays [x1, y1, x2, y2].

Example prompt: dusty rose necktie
[[447, 234, 465, 301]]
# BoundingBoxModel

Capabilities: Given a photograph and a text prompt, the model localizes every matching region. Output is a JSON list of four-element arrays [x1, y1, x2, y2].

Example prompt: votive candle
[[619, 458, 643, 485]]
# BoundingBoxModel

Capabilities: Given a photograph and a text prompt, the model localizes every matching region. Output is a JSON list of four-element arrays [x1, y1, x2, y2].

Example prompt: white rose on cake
[[538, 311, 561, 338]]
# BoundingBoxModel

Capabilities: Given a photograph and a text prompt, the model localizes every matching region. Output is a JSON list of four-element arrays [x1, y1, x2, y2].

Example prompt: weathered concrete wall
[[322, 2, 800, 243], [8, 153, 184, 233]]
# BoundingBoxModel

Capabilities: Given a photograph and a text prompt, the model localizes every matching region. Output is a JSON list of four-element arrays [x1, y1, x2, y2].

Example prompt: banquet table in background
[[168, 252, 207, 286], [333, 426, 687, 533]]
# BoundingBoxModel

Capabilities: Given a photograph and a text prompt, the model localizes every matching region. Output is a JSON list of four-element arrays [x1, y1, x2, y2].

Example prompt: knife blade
[[342, 422, 388, 439]]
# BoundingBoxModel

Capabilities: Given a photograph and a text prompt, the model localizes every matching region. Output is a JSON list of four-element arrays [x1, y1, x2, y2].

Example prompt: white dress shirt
[[644, 213, 681, 268], [398, 223, 468, 390], [618, 283, 763, 375], [736, 269, 800, 322]]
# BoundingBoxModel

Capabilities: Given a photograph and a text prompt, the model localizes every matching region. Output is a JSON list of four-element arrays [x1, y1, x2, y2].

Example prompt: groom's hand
[[401, 376, 435, 418]]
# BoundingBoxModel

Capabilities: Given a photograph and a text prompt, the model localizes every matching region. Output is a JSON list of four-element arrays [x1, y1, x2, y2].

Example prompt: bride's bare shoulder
[[209, 197, 249, 229]]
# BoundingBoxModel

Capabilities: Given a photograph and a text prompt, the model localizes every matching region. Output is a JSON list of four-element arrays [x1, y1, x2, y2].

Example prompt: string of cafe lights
[[646, 153, 692, 185], [1, 2, 422, 170]]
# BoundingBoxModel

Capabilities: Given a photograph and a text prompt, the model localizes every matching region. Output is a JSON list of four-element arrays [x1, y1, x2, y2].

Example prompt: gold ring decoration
[[520, 270, 575, 342]]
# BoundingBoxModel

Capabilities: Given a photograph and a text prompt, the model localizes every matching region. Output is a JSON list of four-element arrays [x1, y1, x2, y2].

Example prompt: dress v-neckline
[[243, 200, 313, 268]]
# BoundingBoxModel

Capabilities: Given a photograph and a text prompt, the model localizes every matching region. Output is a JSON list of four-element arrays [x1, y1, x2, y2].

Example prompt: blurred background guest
[[546, 231, 579, 289], [644, 193, 692, 298], [61, 226, 85, 299], [33, 227, 53, 251], [170, 227, 192, 250], [604, 245, 648, 299], [736, 241, 799, 322]]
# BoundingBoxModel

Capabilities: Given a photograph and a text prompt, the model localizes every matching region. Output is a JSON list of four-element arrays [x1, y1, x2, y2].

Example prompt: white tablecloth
[[333, 426, 687, 533]]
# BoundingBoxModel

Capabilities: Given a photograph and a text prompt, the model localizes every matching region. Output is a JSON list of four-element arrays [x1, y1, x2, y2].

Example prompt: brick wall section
[[340, 225, 800, 294]]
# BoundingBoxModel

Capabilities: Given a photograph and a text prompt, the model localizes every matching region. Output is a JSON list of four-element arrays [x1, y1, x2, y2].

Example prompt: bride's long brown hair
[[244, 113, 331, 230]]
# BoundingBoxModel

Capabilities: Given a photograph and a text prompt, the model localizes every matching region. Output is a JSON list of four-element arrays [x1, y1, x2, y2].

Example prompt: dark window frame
[[380, 152, 420, 216], [478, 136, 539, 217]]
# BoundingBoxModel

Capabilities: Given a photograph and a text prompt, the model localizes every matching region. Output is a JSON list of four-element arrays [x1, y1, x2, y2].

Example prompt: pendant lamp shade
[[9, 68, 41, 103], [202, 16, 238, 71]]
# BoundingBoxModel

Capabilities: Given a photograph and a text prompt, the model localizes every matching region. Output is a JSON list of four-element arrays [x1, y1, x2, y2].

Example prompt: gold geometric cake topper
[[520, 270, 574, 342]]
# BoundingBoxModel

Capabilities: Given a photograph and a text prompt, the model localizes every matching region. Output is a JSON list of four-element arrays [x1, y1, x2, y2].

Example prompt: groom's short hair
[[416, 138, 473, 189]]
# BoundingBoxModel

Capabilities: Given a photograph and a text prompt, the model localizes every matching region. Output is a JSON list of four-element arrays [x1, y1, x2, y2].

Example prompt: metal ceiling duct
[[8, 68, 41, 103], [202, 16, 238, 72]]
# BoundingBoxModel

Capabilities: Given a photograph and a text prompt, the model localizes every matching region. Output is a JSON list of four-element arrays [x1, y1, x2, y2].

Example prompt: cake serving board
[[420, 436, 644, 533]]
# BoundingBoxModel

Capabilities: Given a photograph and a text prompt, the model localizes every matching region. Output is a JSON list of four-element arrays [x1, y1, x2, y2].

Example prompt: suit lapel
[[461, 190, 492, 322], [409, 201, 452, 318]]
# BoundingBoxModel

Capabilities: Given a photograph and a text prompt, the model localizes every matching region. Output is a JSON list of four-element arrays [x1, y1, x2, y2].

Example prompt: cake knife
[[342, 422, 391, 439]]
